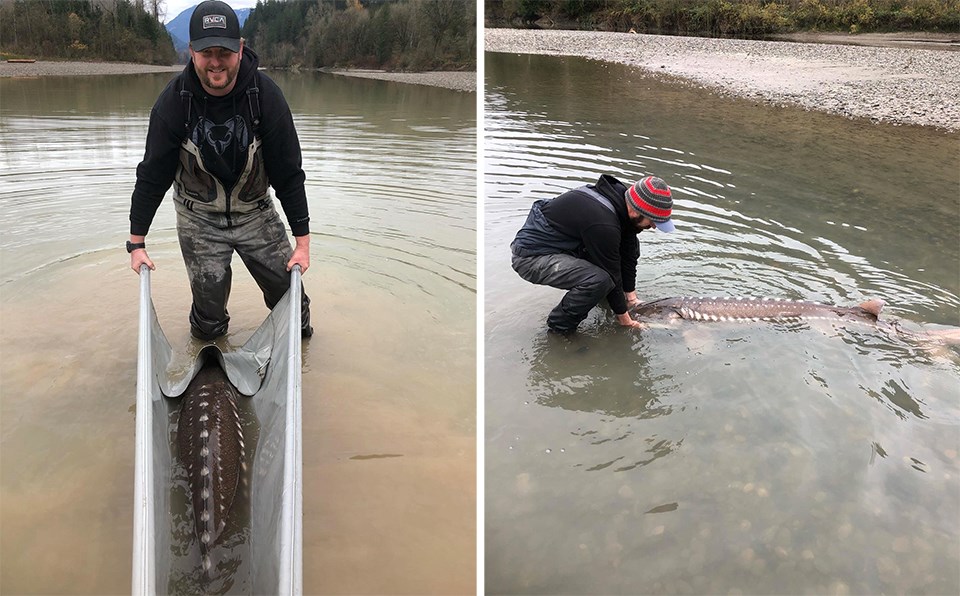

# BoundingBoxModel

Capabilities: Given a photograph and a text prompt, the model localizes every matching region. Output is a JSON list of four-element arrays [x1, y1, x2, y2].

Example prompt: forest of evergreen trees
[[0, 0, 176, 64], [0, 0, 475, 71], [243, 0, 476, 70], [486, 0, 960, 36]]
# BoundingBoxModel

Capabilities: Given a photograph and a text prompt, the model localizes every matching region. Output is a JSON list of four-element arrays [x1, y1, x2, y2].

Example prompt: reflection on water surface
[[0, 70, 476, 595], [484, 52, 959, 595]]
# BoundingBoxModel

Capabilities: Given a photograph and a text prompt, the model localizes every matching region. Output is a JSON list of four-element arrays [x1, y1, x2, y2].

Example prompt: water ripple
[[1, 93, 477, 299], [485, 88, 959, 323]]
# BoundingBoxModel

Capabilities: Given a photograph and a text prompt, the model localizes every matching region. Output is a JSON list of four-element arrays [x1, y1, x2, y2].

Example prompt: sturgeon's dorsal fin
[[859, 299, 885, 317]]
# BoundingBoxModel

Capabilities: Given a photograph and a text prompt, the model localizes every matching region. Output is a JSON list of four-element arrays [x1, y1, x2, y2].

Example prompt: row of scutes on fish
[[196, 390, 214, 573], [680, 297, 807, 323], [665, 296, 884, 323], [177, 351, 245, 581], [677, 307, 808, 322]]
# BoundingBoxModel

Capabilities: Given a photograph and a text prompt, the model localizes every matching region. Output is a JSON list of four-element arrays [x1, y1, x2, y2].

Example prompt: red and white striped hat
[[626, 176, 675, 232]]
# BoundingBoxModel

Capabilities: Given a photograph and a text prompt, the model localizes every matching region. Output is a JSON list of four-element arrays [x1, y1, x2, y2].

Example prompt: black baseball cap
[[189, 0, 241, 52]]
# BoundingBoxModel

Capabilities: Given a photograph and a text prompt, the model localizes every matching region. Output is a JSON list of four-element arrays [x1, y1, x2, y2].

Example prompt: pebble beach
[[485, 28, 960, 132], [5, 29, 957, 126], [324, 69, 476, 92], [0, 60, 181, 78]]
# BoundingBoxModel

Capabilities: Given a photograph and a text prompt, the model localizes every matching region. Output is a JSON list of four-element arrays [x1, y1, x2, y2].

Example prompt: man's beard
[[199, 63, 239, 90], [629, 216, 652, 233]]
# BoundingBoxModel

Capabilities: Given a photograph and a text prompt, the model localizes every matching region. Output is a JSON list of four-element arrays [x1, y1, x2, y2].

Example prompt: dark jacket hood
[[593, 174, 631, 225], [183, 46, 260, 100]]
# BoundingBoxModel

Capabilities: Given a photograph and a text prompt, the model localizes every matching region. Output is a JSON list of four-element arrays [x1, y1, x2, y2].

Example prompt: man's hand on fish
[[617, 312, 644, 329]]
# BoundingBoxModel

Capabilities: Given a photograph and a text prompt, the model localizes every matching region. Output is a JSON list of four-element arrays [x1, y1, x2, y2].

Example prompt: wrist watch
[[126, 241, 146, 253]]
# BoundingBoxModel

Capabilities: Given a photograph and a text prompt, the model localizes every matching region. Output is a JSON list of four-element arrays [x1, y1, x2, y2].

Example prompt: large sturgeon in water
[[631, 296, 885, 324], [630, 296, 960, 345], [176, 347, 244, 575]]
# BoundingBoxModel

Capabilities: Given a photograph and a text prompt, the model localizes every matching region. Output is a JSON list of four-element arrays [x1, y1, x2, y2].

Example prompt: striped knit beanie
[[626, 176, 675, 232]]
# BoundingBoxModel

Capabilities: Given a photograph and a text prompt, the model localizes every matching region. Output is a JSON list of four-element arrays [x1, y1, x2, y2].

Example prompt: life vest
[[173, 72, 272, 219], [510, 185, 618, 257]]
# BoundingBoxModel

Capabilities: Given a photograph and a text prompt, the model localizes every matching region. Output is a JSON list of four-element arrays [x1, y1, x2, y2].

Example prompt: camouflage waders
[[511, 252, 615, 334], [176, 203, 311, 340]]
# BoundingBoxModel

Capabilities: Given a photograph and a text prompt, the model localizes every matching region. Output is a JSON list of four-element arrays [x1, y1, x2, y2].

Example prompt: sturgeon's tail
[[918, 327, 960, 346]]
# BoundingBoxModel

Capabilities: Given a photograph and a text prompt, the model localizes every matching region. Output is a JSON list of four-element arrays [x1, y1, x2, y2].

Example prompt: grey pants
[[512, 253, 614, 333], [177, 205, 311, 340]]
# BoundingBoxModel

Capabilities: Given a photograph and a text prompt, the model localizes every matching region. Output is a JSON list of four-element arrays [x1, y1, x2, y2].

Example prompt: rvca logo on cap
[[202, 14, 227, 29]]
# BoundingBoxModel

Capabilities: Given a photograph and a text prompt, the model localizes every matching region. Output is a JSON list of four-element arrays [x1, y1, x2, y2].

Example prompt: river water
[[484, 53, 959, 595], [0, 71, 476, 594]]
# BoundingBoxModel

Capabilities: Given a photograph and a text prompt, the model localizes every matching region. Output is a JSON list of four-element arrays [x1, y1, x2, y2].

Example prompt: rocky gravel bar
[[0, 60, 476, 93], [0, 60, 181, 77], [325, 69, 476, 92], [485, 28, 960, 132]]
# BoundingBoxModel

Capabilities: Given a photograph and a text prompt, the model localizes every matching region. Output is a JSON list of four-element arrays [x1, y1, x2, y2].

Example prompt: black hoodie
[[130, 47, 309, 237], [511, 174, 641, 314]]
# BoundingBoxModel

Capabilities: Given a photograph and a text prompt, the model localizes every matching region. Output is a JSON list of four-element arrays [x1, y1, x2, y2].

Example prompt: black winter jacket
[[129, 48, 309, 237], [511, 174, 641, 314]]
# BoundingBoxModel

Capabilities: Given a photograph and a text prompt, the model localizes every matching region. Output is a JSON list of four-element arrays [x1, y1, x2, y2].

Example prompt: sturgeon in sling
[[176, 347, 245, 575]]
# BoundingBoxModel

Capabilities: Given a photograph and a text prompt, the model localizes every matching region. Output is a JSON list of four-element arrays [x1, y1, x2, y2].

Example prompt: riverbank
[[323, 69, 476, 92], [0, 60, 181, 78], [0, 60, 476, 93], [485, 28, 960, 132]]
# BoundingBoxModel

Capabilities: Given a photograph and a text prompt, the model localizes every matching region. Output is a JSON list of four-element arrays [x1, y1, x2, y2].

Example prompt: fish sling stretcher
[[132, 266, 303, 595]]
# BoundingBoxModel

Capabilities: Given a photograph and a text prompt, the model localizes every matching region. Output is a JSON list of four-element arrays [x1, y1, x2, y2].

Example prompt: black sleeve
[[582, 222, 628, 314], [259, 76, 310, 237], [129, 102, 183, 236], [619, 233, 639, 293]]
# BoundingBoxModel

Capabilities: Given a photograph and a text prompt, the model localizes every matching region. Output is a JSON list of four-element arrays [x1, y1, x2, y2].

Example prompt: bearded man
[[128, 0, 312, 339], [510, 174, 676, 335]]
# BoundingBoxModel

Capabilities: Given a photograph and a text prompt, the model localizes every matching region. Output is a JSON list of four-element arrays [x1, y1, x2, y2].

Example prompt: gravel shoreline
[[0, 60, 475, 92], [485, 28, 960, 132], [325, 69, 476, 92], [0, 60, 181, 78]]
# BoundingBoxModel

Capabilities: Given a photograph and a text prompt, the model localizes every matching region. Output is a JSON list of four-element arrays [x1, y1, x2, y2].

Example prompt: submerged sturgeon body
[[631, 296, 885, 324], [176, 348, 244, 575], [631, 296, 960, 349]]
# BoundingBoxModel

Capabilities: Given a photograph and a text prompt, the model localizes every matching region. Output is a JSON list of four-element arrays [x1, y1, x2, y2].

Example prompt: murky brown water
[[484, 52, 959, 595], [0, 71, 475, 594]]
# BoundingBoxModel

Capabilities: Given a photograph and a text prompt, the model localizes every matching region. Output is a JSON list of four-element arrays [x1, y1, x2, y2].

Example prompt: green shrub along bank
[[485, 0, 960, 36], [0, 0, 176, 65], [244, 0, 476, 70], [0, 0, 475, 71]]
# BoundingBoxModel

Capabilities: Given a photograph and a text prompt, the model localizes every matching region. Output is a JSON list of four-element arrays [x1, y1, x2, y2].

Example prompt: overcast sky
[[163, 0, 260, 24]]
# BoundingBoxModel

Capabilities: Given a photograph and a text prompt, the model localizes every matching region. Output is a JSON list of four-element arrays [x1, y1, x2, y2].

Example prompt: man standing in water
[[510, 174, 675, 335], [128, 0, 312, 339]]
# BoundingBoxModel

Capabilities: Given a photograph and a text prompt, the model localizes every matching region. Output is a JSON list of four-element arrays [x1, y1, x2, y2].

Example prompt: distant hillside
[[165, 0, 476, 71], [166, 5, 251, 53]]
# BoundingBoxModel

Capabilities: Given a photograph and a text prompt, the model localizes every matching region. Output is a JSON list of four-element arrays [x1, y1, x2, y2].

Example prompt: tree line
[[0, 0, 475, 70], [486, 0, 960, 36], [0, 0, 176, 64], [243, 0, 476, 70]]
